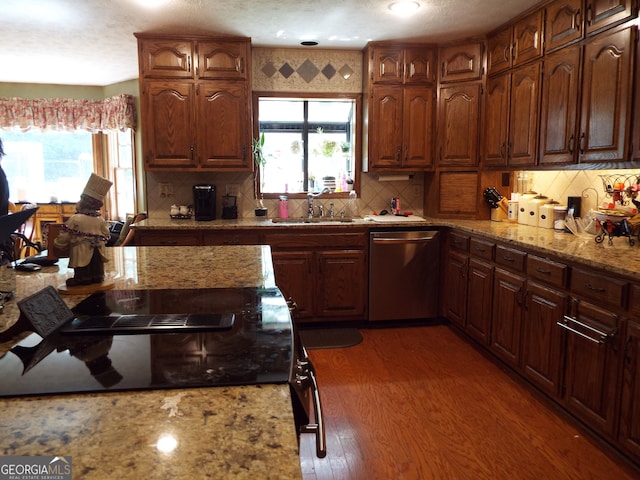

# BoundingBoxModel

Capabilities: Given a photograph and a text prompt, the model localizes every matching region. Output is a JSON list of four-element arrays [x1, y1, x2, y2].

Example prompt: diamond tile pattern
[[279, 63, 295, 79], [338, 64, 354, 80], [297, 59, 320, 83], [261, 61, 277, 78], [322, 63, 336, 80]]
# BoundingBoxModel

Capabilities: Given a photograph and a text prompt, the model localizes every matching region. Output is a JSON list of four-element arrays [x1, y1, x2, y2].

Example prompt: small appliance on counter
[[483, 187, 508, 221], [193, 184, 216, 221], [222, 195, 238, 219]]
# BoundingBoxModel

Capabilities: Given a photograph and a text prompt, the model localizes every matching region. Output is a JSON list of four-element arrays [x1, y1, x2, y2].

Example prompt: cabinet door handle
[[568, 134, 575, 154], [585, 282, 605, 293], [187, 55, 191, 72], [502, 254, 515, 263], [475, 246, 486, 253], [579, 132, 585, 154], [586, 4, 593, 25], [535, 267, 551, 275], [558, 315, 610, 344], [397, 145, 402, 161], [500, 142, 506, 159]]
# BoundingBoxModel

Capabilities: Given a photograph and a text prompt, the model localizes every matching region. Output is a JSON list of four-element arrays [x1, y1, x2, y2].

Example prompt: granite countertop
[[0, 246, 302, 480], [133, 216, 640, 279]]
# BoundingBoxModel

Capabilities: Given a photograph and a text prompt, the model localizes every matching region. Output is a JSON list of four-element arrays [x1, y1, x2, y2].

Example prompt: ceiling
[[1, 0, 542, 87]]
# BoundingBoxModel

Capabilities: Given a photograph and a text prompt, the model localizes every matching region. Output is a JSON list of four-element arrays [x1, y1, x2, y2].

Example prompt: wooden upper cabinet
[[539, 46, 582, 165], [141, 81, 197, 169], [513, 10, 545, 67], [139, 39, 195, 78], [509, 62, 541, 167], [437, 84, 481, 166], [585, 0, 637, 36], [439, 41, 484, 82], [579, 26, 634, 163], [369, 45, 435, 84], [197, 40, 249, 80], [487, 28, 513, 75], [483, 73, 511, 166], [369, 86, 404, 167], [545, 0, 585, 52], [487, 10, 544, 75], [403, 86, 435, 168], [197, 81, 251, 169]]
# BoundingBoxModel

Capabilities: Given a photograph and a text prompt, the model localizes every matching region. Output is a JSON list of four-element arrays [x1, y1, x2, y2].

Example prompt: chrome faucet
[[328, 202, 335, 219], [307, 193, 315, 218]]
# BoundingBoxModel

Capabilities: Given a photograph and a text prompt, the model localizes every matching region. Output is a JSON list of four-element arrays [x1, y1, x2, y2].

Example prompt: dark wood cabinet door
[[271, 251, 315, 320], [545, 0, 585, 52], [579, 27, 633, 163], [438, 84, 481, 166], [439, 41, 484, 83], [466, 258, 494, 345], [513, 10, 544, 66], [403, 86, 435, 169], [487, 27, 513, 76], [586, 0, 636, 35], [404, 47, 436, 84], [197, 81, 251, 170], [370, 47, 404, 83], [562, 300, 620, 438], [369, 86, 405, 168], [520, 281, 567, 397], [139, 39, 194, 78], [539, 46, 581, 165], [509, 62, 541, 167], [619, 320, 640, 459], [142, 81, 197, 169], [197, 40, 249, 80], [483, 73, 511, 167], [317, 250, 367, 318], [443, 250, 468, 327], [491, 268, 525, 368]]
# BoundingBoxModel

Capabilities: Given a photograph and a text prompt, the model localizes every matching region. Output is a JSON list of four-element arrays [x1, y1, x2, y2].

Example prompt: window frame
[[252, 91, 362, 199]]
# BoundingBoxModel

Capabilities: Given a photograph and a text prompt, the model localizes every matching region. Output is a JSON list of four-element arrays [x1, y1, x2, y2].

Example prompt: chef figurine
[[54, 173, 113, 287]]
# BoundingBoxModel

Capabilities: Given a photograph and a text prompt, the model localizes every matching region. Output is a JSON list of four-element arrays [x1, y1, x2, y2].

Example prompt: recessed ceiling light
[[301, 41, 319, 46], [388, 1, 420, 16]]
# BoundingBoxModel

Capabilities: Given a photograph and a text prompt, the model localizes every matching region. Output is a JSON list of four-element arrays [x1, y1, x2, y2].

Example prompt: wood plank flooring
[[299, 325, 639, 480]]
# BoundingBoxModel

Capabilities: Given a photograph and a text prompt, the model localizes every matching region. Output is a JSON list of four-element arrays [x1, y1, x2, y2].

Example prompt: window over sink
[[253, 92, 361, 198]]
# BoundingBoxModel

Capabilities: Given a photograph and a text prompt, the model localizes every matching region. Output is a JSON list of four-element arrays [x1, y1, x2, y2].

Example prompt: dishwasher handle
[[372, 235, 437, 245]]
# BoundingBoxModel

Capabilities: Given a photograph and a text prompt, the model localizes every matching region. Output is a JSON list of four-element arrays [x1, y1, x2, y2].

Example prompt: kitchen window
[[254, 93, 360, 197], [1, 129, 135, 220]]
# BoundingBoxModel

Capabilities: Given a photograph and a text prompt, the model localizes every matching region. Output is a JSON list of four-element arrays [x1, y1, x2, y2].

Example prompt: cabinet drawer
[[448, 232, 469, 252], [570, 268, 627, 308], [527, 255, 568, 288], [266, 232, 367, 250], [136, 230, 201, 246], [494, 245, 526, 272], [469, 237, 494, 260], [202, 231, 260, 245]]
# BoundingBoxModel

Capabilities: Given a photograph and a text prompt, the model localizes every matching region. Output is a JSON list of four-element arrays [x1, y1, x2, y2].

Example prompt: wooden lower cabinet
[[466, 258, 493, 345], [562, 299, 621, 438], [520, 281, 567, 397], [442, 249, 468, 327], [619, 319, 640, 459], [267, 231, 368, 323], [491, 268, 525, 368], [134, 229, 201, 246]]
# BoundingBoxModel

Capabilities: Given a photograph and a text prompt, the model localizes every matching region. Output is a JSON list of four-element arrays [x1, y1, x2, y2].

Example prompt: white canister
[[526, 195, 548, 226], [538, 202, 558, 229], [517, 193, 536, 225]]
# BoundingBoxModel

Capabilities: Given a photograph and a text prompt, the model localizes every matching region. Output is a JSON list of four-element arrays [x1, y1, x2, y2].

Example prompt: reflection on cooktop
[[0, 287, 293, 397]]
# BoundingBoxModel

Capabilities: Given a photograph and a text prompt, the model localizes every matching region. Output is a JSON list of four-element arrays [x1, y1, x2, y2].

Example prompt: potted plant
[[252, 133, 268, 217]]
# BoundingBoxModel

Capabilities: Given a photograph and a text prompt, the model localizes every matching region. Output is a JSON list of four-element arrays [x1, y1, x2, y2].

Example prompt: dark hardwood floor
[[299, 325, 639, 480]]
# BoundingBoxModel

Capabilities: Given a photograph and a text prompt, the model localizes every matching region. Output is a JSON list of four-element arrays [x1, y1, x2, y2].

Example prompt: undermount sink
[[271, 217, 354, 224]]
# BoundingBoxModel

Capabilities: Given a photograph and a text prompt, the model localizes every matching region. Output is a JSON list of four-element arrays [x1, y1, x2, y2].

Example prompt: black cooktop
[[0, 287, 294, 397]]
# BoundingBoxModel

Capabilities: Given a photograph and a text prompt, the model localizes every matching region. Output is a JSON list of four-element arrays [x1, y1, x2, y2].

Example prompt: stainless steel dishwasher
[[369, 229, 440, 321]]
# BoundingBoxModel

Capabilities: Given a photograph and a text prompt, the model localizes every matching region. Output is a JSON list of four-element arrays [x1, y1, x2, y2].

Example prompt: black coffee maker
[[193, 184, 216, 221]]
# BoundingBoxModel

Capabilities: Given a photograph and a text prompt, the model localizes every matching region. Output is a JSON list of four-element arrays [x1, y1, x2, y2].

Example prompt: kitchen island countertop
[[0, 246, 302, 480]]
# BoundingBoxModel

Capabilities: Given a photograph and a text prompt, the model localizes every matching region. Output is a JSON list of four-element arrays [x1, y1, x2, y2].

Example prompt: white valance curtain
[[0, 94, 136, 132]]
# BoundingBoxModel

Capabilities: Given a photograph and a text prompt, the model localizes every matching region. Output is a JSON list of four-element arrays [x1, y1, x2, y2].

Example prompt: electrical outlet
[[226, 184, 240, 196], [158, 182, 173, 198]]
